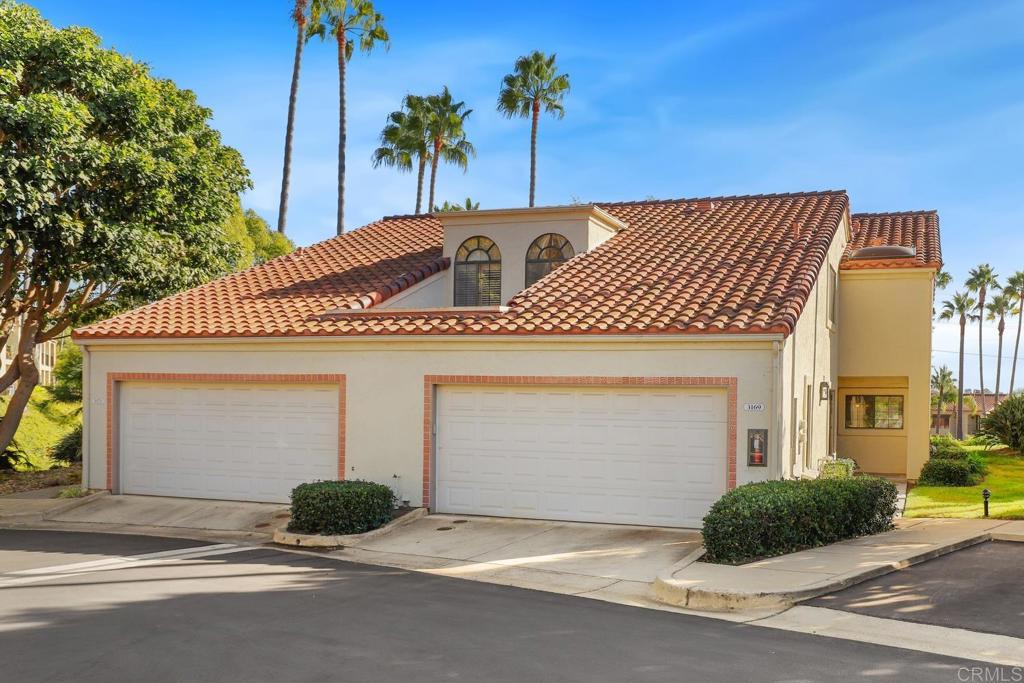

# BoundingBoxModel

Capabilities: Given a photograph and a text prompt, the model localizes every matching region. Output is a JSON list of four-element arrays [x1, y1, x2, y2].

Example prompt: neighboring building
[[931, 391, 1007, 436], [73, 191, 942, 528], [0, 325, 63, 389]]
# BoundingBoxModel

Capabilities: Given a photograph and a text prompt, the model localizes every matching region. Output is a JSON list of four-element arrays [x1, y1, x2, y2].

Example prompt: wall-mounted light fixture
[[819, 380, 831, 403]]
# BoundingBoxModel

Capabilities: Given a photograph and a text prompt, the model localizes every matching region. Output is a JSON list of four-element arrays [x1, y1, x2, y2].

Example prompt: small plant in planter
[[288, 480, 396, 536]]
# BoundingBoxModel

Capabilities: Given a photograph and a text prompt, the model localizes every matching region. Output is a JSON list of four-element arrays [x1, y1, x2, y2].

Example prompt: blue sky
[[31, 0, 1024, 388]]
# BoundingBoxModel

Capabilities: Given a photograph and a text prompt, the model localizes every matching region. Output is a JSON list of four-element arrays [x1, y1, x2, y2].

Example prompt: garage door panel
[[120, 382, 339, 503], [436, 385, 727, 528]]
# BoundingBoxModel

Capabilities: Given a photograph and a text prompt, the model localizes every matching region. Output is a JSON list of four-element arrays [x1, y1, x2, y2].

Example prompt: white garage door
[[434, 385, 728, 528], [119, 382, 339, 503]]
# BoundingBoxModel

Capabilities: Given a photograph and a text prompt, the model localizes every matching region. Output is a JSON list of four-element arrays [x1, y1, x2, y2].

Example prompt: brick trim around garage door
[[421, 375, 738, 509], [106, 373, 347, 491]]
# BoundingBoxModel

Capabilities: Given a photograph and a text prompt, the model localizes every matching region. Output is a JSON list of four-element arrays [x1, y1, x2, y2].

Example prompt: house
[[931, 391, 1006, 436], [72, 191, 942, 528]]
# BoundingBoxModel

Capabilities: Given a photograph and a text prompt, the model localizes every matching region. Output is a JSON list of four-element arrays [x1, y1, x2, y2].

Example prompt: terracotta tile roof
[[843, 210, 942, 270], [74, 191, 852, 340]]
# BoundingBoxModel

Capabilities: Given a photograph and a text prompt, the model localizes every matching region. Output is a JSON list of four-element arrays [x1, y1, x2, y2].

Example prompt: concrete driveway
[[44, 494, 288, 535], [810, 540, 1024, 638], [333, 514, 701, 603], [0, 529, 980, 682]]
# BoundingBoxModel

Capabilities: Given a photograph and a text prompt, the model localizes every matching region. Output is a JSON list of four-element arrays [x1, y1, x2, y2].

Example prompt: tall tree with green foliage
[[966, 264, 1000, 410], [308, 0, 389, 235], [940, 292, 979, 439], [277, 0, 310, 235], [1006, 271, 1024, 396], [223, 201, 295, 269], [497, 51, 570, 207], [423, 87, 474, 213], [987, 293, 1012, 405], [372, 95, 431, 213], [0, 3, 250, 452], [931, 365, 955, 432]]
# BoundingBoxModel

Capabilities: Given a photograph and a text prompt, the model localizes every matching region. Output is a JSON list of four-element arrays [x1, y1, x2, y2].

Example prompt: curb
[[652, 531, 997, 612], [273, 507, 429, 548], [41, 490, 110, 520]]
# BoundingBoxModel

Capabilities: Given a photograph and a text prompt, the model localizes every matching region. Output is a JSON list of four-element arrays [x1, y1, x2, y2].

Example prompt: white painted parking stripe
[[0, 544, 256, 588], [3, 543, 238, 577]]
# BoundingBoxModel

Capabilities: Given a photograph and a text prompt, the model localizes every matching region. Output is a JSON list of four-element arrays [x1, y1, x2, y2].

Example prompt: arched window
[[454, 236, 501, 306], [525, 233, 574, 287]]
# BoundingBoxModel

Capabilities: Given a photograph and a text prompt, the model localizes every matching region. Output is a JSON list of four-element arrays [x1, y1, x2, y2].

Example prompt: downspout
[[772, 340, 785, 480], [81, 343, 91, 491]]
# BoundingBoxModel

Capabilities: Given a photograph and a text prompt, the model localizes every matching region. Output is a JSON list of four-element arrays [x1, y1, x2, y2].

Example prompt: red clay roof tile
[[76, 191, 875, 340], [843, 210, 942, 270]]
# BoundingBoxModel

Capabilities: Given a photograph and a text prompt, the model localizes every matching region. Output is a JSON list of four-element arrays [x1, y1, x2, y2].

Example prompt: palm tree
[[987, 293, 1012, 406], [308, 0, 389, 235], [434, 197, 479, 212], [965, 264, 999, 413], [931, 365, 955, 433], [423, 87, 474, 213], [497, 51, 570, 207], [934, 269, 953, 291], [277, 0, 310, 235], [940, 292, 978, 439], [372, 95, 431, 214], [1006, 271, 1024, 396]]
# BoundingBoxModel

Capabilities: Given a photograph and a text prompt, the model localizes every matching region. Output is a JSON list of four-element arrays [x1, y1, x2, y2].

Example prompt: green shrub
[[51, 423, 82, 464], [702, 477, 898, 564], [819, 458, 857, 479], [288, 480, 396, 536], [919, 456, 985, 486], [978, 394, 1024, 451], [929, 434, 968, 459]]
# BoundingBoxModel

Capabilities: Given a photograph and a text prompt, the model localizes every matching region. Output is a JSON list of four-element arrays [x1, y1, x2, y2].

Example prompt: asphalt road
[[0, 529, 985, 683], [811, 540, 1024, 638]]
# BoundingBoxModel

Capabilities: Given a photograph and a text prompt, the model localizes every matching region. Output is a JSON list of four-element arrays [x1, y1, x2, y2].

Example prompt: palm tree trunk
[[957, 318, 966, 440], [277, 18, 306, 234], [428, 139, 441, 212], [995, 317, 1005, 405], [336, 36, 347, 236], [978, 292, 986, 413], [1010, 299, 1024, 395], [415, 155, 426, 214], [529, 98, 539, 208]]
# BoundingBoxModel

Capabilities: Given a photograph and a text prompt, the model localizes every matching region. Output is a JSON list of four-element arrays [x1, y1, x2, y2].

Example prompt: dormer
[[437, 205, 625, 307]]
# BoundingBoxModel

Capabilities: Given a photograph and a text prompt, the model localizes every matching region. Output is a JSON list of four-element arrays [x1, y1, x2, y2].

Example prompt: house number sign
[[743, 402, 765, 412]]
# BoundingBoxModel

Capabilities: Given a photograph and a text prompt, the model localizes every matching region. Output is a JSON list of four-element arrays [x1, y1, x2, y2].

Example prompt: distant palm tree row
[[937, 265, 1024, 438], [276, 2, 570, 236]]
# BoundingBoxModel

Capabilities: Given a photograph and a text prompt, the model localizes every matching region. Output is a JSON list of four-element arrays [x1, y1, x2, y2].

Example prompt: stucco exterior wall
[[838, 268, 935, 478], [778, 216, 847, 478], [82, 338, 778, 506], [440, 209, 618, 305]]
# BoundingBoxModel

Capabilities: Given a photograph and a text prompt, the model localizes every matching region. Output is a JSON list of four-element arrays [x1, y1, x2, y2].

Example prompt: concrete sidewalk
[[653, 518, 1024, 612]]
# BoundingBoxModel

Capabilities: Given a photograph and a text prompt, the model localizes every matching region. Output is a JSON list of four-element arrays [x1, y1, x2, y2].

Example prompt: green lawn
[[0, 387, 79, 470], [905, 448, 1024, 519]]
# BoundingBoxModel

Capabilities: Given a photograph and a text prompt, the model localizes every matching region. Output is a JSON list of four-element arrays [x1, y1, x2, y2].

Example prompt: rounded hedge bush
[[288, 480, 396, 536], [979, 394, 1024, 451], [929, 434, 969, 459], [701, 477, 898, 564], [918, 456, 985, 486]]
